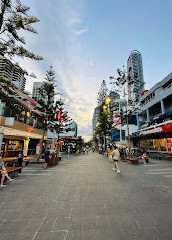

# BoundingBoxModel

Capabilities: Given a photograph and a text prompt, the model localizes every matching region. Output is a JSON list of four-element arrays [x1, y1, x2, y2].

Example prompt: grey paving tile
[[33, 231, 66, 240], [21, 209, 48, 219], [1, 233, 30, 240], [52, 216, 80, 232], [38, 218, 57, 232], [81, 229, 121, 240], [22, 218, 45, 233], [81, 216, 111, 231], [0, 210, 24, 220], [0, 219, 30, 234], [0, 234, 5, 240]]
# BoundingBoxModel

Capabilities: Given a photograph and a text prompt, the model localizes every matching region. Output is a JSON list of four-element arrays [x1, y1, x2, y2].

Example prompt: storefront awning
[[0, 126, 46, 140]]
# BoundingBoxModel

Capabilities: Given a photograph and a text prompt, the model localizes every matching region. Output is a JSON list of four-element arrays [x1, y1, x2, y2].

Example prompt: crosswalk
[[144, 162, 172, 178]]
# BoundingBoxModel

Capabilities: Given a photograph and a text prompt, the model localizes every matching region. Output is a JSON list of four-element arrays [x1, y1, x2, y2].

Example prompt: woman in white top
[[112, 146, 120, 174]]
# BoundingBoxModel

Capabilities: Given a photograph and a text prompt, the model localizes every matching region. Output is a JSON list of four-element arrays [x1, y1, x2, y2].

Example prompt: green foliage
[[37, 66, 71, 134], [0, 0, 43, 60]]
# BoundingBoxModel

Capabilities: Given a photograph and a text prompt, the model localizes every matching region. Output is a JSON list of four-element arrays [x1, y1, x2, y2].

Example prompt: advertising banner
[[4, 117, 14, 126]]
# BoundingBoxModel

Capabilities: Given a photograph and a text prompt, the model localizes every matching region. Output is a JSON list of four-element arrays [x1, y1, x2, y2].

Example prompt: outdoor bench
[[127, 157, 139, 164], [128, 157, 150, 164], [22, 159, 29, 166], [7, 167, 22, 178]]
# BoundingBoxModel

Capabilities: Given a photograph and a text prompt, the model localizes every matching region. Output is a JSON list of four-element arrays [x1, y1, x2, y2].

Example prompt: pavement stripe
[[21, 173, 52, 176], [145, 172, 172, 175], [144, 164, 172, 167], [148, 169, 172, 172], [164, 175, 172, 178], [22, 169, 67, 172]]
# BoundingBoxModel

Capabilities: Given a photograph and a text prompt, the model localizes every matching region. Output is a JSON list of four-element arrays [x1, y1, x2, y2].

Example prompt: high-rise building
[[32, 82, 45, 102], [0, 55, 26, 91], [127, 50, 144, 102], [92, 106, 100, 134]]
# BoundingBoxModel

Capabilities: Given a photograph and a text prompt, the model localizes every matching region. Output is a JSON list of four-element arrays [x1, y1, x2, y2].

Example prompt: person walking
[[44, 149, 50, 169], [112, 146, 120, 174], [108, 145, 113, 163], [142, 151, 147, 164]]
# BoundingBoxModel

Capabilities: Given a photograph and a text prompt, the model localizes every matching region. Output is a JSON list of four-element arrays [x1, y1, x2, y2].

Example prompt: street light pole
[[119, 101, 122, 147]]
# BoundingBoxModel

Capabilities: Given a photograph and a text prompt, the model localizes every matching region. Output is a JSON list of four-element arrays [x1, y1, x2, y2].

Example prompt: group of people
[[107, 145, 148, 174]]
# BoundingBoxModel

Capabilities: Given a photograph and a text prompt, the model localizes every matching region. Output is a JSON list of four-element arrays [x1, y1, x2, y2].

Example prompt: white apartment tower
[[127, 50, 144, 103], [0, 55, 26, 91]]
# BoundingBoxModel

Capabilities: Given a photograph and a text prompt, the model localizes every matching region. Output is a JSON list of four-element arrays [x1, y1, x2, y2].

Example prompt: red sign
[[141, 90, 148, 96], [26, 126, 34, 132], [140, 124, 172, 136], [56, 110, 62, 122], [30, 99, 37, 106]]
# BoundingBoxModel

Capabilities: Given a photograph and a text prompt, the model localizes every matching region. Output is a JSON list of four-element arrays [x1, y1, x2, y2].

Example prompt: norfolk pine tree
[[0, 0, 43, 60]]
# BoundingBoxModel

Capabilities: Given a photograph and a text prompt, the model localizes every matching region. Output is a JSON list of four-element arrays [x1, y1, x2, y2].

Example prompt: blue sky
[[19, 0, 172, 141]]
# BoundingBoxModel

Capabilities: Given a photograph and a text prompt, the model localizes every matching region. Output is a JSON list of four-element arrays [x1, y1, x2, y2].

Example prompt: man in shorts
[[112, 146, 120, 174]]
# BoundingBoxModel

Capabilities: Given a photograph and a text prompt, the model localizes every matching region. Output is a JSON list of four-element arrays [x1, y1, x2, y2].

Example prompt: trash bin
[[47, 150, 58, 166]]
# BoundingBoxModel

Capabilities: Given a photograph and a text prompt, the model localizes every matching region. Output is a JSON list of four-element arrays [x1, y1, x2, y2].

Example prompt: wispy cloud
[[87, 60, 95, 68], [69, 18, 81, 25], [76, 28, 88, 35], [19, 0, 95, 141]]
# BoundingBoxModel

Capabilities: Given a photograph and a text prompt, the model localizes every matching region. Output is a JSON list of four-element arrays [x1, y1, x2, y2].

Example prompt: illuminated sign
[[4, 117, 14, 126], [140, 124, 172, 136], [30, 99, 37, 105], [26, 126, 34, 132]]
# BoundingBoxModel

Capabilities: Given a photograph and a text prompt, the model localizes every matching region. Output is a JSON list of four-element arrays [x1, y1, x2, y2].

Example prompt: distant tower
[[32, 82, 44, 102], [127, 50, 144, 102], [109, 90, 120, 100], [0, 55, 26, 91]]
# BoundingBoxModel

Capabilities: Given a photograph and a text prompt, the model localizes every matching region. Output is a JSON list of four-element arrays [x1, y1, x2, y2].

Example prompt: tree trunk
[[0, 1, 6, 32]]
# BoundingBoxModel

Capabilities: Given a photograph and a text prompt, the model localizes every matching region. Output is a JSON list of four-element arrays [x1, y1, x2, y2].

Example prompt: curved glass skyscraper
[[127, 50, 144, 103]]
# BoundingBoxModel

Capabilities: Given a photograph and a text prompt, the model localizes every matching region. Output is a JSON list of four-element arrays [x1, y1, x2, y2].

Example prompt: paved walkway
[[0, 153, 172, 240]]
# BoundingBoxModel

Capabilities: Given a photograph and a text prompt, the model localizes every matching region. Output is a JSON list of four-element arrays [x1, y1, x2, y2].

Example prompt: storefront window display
[[140, 138, 167, 151]]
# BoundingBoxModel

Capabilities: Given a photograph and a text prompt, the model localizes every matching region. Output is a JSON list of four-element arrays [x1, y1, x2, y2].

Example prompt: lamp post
[[105, 97, 112, 145]]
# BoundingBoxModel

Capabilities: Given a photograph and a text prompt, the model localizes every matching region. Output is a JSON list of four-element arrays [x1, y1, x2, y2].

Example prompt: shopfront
[[0, 126, 45, 157], [138, 123, 172, 152]]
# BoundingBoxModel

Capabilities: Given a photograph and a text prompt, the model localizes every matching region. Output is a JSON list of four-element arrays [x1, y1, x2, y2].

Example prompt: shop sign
[[26, 126, 34, 132], [140, 124, 172, 136], [141, 90, 148, 96], [30, 98, 37, 106], [4, 117, 14, 126]]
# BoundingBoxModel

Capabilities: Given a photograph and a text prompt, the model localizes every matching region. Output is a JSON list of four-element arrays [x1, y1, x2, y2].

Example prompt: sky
[[16, 0, 172, 142]]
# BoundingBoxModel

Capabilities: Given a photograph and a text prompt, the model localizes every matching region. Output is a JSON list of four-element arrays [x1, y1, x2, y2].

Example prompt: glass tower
[[127, 50, 144, 103]]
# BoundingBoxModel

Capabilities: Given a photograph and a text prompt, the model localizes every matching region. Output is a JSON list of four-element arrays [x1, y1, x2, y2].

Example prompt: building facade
[[0, 55, 26, 91], [32, 82, 44, 102], [92, 106, 100, 134], [0, 86, 46, 157], [127, 50, 144, 102], [132, 72, 172, 152]]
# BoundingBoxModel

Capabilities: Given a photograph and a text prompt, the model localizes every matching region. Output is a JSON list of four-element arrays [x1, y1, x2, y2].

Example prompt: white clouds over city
[[19, 0, 96, 141]]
